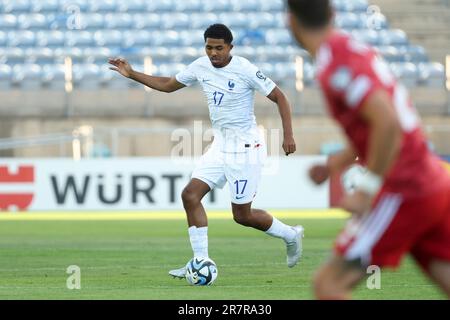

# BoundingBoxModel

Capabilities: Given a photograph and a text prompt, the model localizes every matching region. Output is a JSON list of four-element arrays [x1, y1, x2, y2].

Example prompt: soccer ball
[[341, 164, 367, 194], [185, 257, 218, 286]]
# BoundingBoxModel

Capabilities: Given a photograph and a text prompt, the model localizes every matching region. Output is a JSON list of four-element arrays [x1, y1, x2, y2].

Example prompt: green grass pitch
[[0, 213, 445, 300]]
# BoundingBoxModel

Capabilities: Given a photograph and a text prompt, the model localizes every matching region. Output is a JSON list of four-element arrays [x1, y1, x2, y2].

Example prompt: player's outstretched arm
[[267, 86, 296, 156], [108, 58, 185, 93]]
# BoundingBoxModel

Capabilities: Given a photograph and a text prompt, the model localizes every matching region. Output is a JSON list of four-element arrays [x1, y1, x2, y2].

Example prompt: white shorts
[[191, 140, 267, 205]]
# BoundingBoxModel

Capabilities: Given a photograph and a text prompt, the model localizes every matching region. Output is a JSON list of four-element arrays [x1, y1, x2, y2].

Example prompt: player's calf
[[313, 256, 365, 300]]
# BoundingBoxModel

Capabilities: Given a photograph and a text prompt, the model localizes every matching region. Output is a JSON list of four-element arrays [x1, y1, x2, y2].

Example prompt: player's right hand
[[309, 164, 330, 185], [108, 58, 133, 78]]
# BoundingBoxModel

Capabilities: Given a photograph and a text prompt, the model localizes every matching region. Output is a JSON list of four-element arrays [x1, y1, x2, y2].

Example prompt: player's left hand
[[283, 136, 296, 156], [340, 190, 373, 216]]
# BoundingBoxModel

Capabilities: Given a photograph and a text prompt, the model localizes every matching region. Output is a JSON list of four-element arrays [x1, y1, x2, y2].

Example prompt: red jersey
[[316, 31, 449, 199]]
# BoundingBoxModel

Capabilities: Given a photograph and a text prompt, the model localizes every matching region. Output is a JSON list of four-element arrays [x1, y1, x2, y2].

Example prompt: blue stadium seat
[[151, 31, 180, 47], [94, 30, 122, 47], [116, 0, 146, 13], [36, 30, 65, 47], [403, 45, 429, 63], [418, 63, 445, 87], [236, 29, 266, 46], [271, 12, 288, 28], [247, 12, 276, 29], [260, 0, 284, 12], [254, 45, 301, 63], [2, 0, 31, 13], [59, 0, 89, 13], [123, 30, 152, 48], [104, 13, 133, 29], [0, 30, 6, 46], [343, 0, 369, 13], [7, 30, 35, 47], [265, 29, 294, 45], [174, 0, 203, 13], [79, 13, 105, 30], [0, 47, 25, 64], [173, 47, 201, 64], [272, 63, 296, 82], [0, 64, 12, 90], [219, 12, 249, 29], [376, 46, 405, 63], [365, 12, 389, 30], [132, 13, 162, 30], [161, 13, 190, 30], [36, 31, 65, 48], [83, 47, 113, 64], [189, 13, 219, 30], [17, 13, 48, 30], [351, 29, 380, 45], [41, 64, 65, 90], [178, 29, 205, 47], [332, 0, 346, 12], [49, 14, 71, 30], [0, 14, 18, 29], [335, 13, 363, 30], [12, 64, 43, 89], [147, 0, 174, 12], [88, 0, 117, 13], [379, 29, 409, 46], [54, 47, 84, 64], [202, 0, 232, 12], [233, 46, 257, 60], [230, 0, 261, 12], [73, 64, 101, 89], [126, 47, 172, 65], [30, 0, 59, 13], [390, 62, 419, 87], [26, 47, 55, 64], [66, 31, 95, 47]]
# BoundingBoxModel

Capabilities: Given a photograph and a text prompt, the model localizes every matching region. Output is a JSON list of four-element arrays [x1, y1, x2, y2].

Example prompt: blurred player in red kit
[[286, 0, 450, 299]]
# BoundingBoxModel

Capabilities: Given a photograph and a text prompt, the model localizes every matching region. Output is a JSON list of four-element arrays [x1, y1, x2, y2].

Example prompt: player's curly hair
[[287, 0, 333, 29], [204, 24, 233, 44]]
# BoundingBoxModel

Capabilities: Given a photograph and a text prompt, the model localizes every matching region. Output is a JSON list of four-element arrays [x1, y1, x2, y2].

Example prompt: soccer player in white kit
[[109, 24, 304, 278]]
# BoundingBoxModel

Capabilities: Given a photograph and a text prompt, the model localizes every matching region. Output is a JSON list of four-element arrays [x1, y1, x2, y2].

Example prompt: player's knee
[[232, 209, 251, 226], [233, 215, 250, 226], [181, 188, 200, 207]]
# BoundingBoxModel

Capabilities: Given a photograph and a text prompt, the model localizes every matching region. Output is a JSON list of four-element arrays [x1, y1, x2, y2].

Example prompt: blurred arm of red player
[[309, 144, 357, 185], [309, 90, 403, 215], [339, 90, 403, 215]]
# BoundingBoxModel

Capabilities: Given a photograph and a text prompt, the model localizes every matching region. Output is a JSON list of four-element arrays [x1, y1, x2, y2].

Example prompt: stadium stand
[[0, 0, 446, 90], [0, 0, 449, 159]]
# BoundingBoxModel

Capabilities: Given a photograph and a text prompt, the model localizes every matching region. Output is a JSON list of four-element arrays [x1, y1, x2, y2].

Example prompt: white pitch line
[[0, 210, 349, 221]]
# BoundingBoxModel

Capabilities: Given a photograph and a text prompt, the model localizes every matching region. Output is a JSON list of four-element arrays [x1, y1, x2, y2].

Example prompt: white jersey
[[176, 56, 276, 152]]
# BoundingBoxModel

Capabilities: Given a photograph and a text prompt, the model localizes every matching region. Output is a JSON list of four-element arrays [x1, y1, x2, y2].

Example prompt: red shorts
[[334, 186, 450, 271]]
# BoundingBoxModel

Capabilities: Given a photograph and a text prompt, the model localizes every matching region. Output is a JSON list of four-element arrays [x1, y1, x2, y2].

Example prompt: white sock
[[265, 218, 296, 243], [188, 226, 209, 258]]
